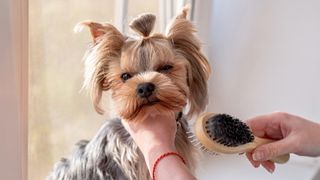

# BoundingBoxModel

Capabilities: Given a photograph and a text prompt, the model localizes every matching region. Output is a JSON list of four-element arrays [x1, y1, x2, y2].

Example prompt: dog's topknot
[[129, 13, 156, 37]]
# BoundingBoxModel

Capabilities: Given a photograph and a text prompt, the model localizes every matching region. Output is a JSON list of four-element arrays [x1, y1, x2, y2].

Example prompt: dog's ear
[[74, 21, 119, 42], [166, 7, 211, 116], [76, 21, 125, 114]]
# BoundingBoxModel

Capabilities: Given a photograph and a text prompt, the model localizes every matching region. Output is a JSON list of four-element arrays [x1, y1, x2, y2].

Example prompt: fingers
[[246, 114, 274, 137], [246, 112, 290, 139], [121, 119, 136, 134], [261, 161, 275, 173], [246, 152, 275, 173], [252, 137, 294, 162], [246, 152, 260, 168]]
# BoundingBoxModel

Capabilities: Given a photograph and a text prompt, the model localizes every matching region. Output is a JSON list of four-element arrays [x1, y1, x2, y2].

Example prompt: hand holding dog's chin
[[122, 111, 177, 169]]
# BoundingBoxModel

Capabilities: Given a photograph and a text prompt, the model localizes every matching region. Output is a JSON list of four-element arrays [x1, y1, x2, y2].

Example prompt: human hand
[[245, 112, 320, 173], [121, 112, 177, 170]]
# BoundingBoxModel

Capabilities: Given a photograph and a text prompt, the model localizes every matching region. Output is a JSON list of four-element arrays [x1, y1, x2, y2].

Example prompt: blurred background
[[26, 0, 320, 180]]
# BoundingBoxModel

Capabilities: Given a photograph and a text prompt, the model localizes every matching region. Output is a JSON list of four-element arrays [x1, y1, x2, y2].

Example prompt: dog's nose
[[137, 83, 155, 98]]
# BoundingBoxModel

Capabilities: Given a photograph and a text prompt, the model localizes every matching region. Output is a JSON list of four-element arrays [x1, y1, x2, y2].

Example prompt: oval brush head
[[195, 112, 290, 164], [207, 114, 254, 147]]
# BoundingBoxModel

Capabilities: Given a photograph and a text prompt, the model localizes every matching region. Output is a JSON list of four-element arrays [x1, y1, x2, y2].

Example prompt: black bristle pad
[[206, 114, 254, 147]]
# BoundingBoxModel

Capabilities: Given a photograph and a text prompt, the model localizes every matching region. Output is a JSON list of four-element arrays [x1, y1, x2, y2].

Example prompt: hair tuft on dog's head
[[129, 14, 156, 37]]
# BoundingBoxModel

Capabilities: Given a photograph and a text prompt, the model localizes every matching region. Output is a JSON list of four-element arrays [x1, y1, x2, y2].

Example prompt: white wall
[[196, 1, 320, 179]]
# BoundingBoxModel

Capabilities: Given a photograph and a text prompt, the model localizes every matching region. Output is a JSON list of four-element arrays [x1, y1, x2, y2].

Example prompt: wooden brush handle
[[254, 137, 290, 164], [271, 154, 290, 164]]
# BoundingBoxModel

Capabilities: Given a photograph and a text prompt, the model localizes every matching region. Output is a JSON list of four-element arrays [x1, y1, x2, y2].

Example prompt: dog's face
[[78, 9, 211, 121], [110, 37, 190, 120]]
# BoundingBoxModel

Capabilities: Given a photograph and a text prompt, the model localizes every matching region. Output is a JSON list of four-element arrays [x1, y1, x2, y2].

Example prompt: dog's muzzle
[[137, 82, 155, 98]]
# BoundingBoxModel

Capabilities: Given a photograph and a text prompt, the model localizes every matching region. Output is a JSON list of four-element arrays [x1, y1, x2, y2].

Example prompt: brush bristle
[[205, 114, 254, 147], [187, 131, 219, 156]]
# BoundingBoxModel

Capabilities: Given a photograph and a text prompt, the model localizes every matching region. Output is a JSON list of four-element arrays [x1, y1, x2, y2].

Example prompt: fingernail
[[267, 168, 274, 174], [253, 151, 264, 161], [254, 163, 260, 168]]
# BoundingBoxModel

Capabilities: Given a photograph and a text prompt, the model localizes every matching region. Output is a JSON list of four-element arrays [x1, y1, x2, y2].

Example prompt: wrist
[[142, 143, 176, 171]]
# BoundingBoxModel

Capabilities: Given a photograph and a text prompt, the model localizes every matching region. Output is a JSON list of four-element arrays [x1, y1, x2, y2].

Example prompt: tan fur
[[166, 7, 211, 117], [82, 8, 211, 120], [81, 23, 125, 114], [129, 13, 156, 37], [49, 7, 212, 180]]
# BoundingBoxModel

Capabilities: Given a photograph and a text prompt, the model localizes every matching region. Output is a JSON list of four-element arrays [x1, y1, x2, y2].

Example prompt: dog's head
[[77, 8, 211, 121]]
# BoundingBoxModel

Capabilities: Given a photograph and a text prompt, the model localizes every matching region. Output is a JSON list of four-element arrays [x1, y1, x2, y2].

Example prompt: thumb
[[252, 138, 294, 161]]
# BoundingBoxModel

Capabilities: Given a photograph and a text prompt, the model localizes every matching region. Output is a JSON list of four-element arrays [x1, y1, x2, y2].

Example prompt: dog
[[47, 7, 211, 180]]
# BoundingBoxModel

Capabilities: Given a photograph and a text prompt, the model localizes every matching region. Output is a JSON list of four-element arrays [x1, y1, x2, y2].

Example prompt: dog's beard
[[112, 72, 188, 121]]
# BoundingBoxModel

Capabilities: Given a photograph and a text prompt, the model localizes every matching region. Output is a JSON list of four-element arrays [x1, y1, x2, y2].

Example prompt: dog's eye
[[121, 73, 132, 81], [158, 65, 173, 72]]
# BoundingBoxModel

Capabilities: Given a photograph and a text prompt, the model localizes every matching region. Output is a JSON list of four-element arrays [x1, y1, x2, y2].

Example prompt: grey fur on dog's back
[[46, 118, 147, 180], [47, 117, 193, 180]]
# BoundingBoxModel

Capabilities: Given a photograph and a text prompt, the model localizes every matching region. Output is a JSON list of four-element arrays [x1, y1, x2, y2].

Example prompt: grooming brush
[[194, 112, 290, 164]]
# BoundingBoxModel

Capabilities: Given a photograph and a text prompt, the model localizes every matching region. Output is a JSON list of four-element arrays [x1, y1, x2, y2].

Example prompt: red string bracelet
[[152, 152, 186, 180]]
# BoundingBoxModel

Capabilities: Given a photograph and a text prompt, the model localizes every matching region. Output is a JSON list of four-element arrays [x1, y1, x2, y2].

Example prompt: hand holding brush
[[245, 112, 320, 172], [195, 112, 320, 173]]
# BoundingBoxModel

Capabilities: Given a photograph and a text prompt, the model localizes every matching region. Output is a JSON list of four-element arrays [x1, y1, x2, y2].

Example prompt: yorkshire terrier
[[47, 7, 211, 180]]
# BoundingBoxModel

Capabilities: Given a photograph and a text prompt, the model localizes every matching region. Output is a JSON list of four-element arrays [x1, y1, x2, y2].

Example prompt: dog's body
[[47, 116, 193, 180], [48, 7, 211, 180]]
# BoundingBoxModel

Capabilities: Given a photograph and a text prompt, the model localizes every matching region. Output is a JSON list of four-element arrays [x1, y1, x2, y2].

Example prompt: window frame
[[0, 0, 28, 179]]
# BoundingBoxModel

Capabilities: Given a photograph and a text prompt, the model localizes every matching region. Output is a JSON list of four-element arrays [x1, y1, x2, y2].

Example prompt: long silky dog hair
[[47, 7, 211, 180]]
